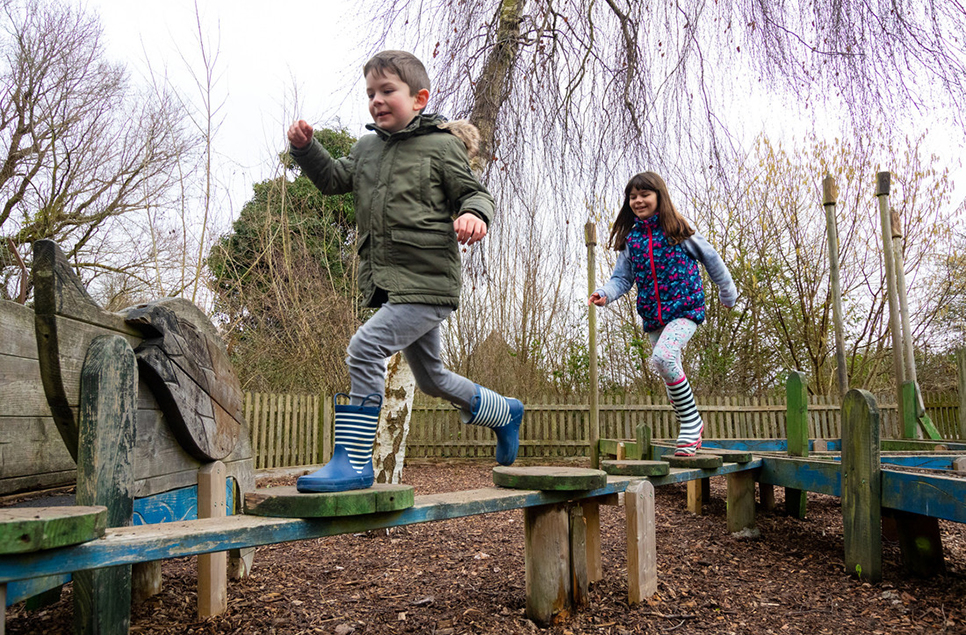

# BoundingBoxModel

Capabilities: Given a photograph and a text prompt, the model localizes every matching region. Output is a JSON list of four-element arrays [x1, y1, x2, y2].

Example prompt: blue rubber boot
[[297, 394, 381, 493], [461, 385, 523, 466]]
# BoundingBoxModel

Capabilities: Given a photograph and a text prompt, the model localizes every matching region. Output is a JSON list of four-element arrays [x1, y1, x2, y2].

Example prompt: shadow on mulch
[[6, 460, 966, 634]]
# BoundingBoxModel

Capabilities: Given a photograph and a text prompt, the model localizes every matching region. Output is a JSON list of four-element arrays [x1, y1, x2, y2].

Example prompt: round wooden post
[[585, 221, 600, 468], [875, 172, 908, 435], [822, 175, 849, 399], [785, 370, 809, 519], [524, 503, 572, 626]]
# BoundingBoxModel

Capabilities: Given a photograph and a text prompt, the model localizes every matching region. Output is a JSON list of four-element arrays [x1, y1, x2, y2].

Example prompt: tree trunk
[[373, 353, 416, 484]]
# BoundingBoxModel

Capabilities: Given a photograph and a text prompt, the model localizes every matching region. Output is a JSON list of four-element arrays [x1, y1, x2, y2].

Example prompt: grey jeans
[[346, 302, 476, 409]]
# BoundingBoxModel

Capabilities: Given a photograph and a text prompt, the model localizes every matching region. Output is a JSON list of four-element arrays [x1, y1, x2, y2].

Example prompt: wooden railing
[[243, 391, 962, 468]]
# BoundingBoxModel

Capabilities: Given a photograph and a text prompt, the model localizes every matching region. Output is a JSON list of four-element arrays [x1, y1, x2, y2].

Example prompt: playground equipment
[[598, 370, 966, 581], [1, 240, 256, 632]]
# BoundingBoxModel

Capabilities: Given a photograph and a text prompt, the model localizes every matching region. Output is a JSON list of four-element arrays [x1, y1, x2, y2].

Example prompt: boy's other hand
[[588, 292, 607, 306], [454, 213, 487, 245], [287, 120, 314, 150]]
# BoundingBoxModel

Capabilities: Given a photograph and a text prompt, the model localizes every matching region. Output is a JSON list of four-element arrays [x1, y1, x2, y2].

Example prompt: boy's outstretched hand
[[287, 120, 314, 150], [454, 213, 487, 245]]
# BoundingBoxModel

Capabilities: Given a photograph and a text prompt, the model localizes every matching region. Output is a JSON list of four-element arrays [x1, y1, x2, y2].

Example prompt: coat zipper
[[647, 225, 664, 325]]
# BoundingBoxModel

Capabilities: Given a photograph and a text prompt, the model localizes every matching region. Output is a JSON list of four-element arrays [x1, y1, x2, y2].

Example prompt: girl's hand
[[454, 213, 487, 245], [588, 292, 607, 306]]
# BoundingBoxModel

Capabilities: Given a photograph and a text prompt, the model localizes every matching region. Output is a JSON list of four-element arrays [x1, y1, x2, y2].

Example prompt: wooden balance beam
[[1, 459, 762, 629]]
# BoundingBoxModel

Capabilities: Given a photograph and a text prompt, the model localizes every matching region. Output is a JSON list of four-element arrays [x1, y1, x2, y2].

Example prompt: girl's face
[[628, 188, 658, 220]]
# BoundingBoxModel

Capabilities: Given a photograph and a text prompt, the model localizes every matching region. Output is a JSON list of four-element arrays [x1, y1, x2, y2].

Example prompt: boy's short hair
[[363, 50, 431, 96]]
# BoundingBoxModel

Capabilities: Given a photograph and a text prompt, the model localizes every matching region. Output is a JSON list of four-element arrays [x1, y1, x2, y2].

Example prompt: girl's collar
[[633, 213, 660, 230]]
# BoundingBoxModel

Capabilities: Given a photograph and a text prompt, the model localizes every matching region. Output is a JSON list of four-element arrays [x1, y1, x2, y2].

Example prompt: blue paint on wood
[[759, 457, 842, 496], [879, 456, 963, 470], [0, 461, 764, 584], [881, 470, 966, 524], [132, 479, 236, 525], [698, 439, 789, 452], [5, 574, 69, 607]]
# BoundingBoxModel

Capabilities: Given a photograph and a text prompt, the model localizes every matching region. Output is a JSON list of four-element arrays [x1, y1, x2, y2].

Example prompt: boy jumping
[[287, 50, 523, 493]]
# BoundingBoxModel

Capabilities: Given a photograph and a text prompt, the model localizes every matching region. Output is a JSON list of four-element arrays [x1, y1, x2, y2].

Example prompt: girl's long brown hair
[[607, 172, 694, 250]]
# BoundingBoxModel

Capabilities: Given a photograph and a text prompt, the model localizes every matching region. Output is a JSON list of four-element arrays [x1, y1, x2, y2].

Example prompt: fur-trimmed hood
[[438, 119, 480, 160]]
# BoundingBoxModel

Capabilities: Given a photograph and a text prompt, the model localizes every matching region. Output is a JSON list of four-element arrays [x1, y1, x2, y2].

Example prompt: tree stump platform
[[244, 484, 414, 518], [600, 460, 670, 477], [492, 466, 607, 491]]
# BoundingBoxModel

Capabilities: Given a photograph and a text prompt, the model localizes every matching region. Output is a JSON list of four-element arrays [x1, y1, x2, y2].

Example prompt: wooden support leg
[[131, 562, 162, 604], [198, 462, 228, 618], [73, 335, 137, 635], [581, 501, 603, 583], [626, 480, 657, 604], [727, 471, 756, 533], [759, 483, 776, 511], [616, 442, 626, 460], [569, 505, 589, 609], [842, 389, 882, 582], [687, 480, 702, 515], [2, 583, 6, 635], [785, 487, 807, 519], [524, 503, 571, 626], [893, 510, 946, 577]]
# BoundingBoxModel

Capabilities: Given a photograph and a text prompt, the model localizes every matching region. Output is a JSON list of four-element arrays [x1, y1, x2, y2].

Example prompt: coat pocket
[[390, 228, 458, 288]]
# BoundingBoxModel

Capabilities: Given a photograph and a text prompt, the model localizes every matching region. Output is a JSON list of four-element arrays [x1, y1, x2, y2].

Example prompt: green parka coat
[[290, 114, 495, 308]]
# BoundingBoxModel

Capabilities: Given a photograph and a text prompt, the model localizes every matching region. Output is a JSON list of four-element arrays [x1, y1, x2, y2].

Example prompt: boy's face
[[366, 70, 429, 134]]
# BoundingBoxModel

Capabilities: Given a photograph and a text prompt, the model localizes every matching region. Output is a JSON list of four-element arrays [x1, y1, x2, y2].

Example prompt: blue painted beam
[[881, 470, 966, 524], [0, 461, 762, 584], [759, 457, 841, 496]]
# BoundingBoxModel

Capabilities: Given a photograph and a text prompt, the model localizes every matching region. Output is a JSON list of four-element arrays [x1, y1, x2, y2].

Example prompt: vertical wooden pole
[[626, 480, 657, 604], [842, 389, 882, 582], [876, 172, 909, 436], [635, 424, 651, 460], [686, 480, 703, 515], [581, 501, 603, 583], [823, 175, 849, 399], [957, 350, 966, 439], [586, 221, 600, 468], [198, 461, 228, 618], [74, 335, 137, 635], [524, 503, 571, 626], [785, 370, 809, 519], [568, 505, 589, 608]]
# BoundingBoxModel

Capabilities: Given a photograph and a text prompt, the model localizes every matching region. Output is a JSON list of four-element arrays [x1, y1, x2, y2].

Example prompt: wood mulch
[[5, 460, 966, 634]]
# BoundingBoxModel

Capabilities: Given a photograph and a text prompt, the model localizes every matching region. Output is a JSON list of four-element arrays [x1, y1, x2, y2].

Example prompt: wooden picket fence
[[243, 390, 962, 469]]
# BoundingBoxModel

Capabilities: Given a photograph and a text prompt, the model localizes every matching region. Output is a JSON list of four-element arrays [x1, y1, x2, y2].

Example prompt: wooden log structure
[[0, 240, 256, 616]]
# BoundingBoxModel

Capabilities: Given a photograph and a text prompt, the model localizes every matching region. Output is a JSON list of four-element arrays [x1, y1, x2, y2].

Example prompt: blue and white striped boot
[[297, 394, 382, 493], [461, 385, 523, 466]]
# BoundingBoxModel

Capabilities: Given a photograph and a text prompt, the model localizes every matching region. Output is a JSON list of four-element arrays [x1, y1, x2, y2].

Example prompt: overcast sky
[[87, 0, 378, 223]]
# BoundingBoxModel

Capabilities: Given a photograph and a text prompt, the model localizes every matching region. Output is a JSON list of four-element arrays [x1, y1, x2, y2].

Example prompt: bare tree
[[0, 0, 193, 301]]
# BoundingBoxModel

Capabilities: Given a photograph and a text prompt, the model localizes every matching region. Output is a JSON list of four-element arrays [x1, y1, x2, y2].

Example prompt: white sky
[[86, 0, 374, 223]]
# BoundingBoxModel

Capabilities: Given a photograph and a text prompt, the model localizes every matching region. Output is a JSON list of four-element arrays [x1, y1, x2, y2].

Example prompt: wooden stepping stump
[[661, 454, 723, 469], [492, 466, 607, 491], [700, 448, 753, 463], [600, 460, 670, 477], [0, 506, 107, 554], [244, 484, 414, 518]]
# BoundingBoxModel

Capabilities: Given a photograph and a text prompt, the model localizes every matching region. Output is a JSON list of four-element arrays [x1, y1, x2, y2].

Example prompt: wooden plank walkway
[[0, 460, 762, 585]]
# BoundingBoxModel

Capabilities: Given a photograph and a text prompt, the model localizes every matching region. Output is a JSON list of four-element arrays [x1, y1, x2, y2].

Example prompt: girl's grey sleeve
[[593, 249, 635, 305], [681, 232, 738, 307]]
